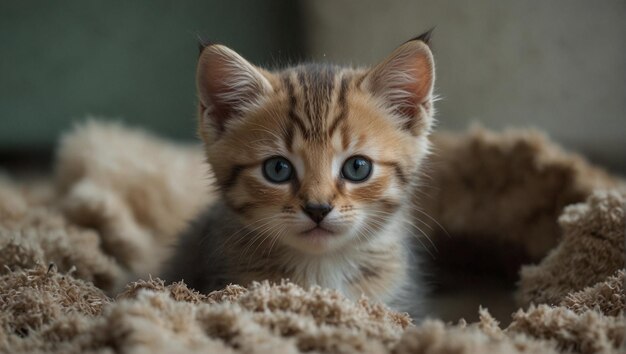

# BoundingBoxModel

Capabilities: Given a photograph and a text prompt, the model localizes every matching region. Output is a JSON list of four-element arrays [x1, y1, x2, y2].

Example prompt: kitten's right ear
[[363, 33, 435, 135], [196, 44, 272, 137]]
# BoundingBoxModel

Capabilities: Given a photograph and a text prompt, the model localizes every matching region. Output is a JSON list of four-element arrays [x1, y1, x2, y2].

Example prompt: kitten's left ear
[[363, 33, 435, 134]]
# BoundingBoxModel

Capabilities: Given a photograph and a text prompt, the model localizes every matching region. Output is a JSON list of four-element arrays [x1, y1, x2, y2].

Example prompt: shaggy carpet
[[0, 121, 624, 353]]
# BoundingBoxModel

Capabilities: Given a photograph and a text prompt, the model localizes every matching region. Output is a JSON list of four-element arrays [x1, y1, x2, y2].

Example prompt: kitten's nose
[[302, 203, 333, 224]]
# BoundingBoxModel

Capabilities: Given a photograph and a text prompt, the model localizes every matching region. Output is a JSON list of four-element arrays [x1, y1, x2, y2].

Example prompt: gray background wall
[[1, 1, 624, 174], [0, 1, 304, 150], [303, 0, 626, 173]]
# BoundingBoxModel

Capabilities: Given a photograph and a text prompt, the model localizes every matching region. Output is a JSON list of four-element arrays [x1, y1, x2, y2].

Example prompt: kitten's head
[[196, 33, 435, 255]]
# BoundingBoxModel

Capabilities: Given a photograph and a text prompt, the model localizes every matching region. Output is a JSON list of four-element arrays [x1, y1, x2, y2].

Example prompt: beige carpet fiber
[[1, 121, 624, 353]]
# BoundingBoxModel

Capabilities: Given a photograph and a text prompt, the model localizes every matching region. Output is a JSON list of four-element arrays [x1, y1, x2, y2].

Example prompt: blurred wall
[[0, 1, 304, 151], [1, 1, 624, 174], [303, 0, 626, 173]]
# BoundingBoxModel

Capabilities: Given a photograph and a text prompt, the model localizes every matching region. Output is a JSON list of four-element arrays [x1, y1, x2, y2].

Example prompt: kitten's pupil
[[275, 161, 287, 173], [342, 156, 372, 182], [263, 157, 293, 183]]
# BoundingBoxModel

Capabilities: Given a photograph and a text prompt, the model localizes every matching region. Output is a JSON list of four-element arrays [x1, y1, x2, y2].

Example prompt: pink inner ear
[[202, 68, 235, 132], [409, 54, 434, 104], [368, 41, 434, 121], [391, 55, 434, 118], [196, 45, 269, 133]]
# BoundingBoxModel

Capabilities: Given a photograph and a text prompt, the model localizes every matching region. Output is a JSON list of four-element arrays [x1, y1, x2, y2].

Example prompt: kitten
[[164, 31, 436, 315]]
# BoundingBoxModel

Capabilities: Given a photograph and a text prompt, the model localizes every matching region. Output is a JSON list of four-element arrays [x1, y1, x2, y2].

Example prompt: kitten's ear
[[363, 34, 435, 134], [196, 44, 272, 136]]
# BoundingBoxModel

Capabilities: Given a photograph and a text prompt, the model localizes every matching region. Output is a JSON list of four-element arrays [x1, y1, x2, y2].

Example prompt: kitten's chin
[[302, 225, 334, 238], [281, 226, 352, 255]]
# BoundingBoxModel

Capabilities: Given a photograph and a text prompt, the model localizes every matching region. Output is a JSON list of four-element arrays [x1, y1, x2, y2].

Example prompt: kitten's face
[[197, 38, 435, 254]]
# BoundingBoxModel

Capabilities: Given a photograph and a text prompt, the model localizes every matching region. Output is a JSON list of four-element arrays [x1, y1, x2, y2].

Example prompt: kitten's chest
[[249, 242, 409, 304], [288, 255, 359, 295]]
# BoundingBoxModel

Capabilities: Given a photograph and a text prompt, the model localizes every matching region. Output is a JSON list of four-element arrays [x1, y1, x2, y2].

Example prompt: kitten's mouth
[[301, 226, 335, 238]]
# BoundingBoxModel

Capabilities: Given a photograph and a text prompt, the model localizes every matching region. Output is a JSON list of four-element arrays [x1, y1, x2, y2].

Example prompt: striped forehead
[[280, 64, 351, 145]]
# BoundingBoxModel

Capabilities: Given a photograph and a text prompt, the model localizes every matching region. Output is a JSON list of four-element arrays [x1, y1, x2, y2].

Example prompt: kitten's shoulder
[[161, 200, 237, 292]]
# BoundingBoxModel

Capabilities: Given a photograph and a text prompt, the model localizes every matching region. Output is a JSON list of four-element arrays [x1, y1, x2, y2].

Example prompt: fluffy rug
[[0, 121, 624, 353]]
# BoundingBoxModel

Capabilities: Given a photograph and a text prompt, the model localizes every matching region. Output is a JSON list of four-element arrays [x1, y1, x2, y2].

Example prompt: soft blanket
[[0, 121, 624, 353]]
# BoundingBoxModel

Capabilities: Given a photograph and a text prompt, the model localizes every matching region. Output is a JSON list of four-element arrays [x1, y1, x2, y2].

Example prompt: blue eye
[[342, 156, 372, 182], [263, 157, 293, 183]]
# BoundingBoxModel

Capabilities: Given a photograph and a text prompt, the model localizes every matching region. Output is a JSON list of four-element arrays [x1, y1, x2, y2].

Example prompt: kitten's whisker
[[249, 217, 285, 256], [238, 217, 282, 259], [266, 226, 284, 257], [251, 220, 284, 257], [360, 222, 377, 244], [358, 199, 436, 232], [355, 223, 372, 244], [405, 205, 451, 239], [365, 209, 438, 252], [216, 214, 281, 251], [363, 210, 437, 259], [356, 201, 448, 245], [242, 218, 280, 251], [410, 186, 436, 200]]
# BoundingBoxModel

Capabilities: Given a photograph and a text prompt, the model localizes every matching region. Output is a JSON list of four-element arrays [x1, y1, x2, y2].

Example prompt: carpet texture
[[0, 121, 624, 353]]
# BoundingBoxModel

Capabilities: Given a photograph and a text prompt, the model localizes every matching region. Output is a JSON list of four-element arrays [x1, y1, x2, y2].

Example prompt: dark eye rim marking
[[262, 156, 294, 184], [223, 162, 258, 191], [377, 160, 409, 185], [341, 155, 373, 183]]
